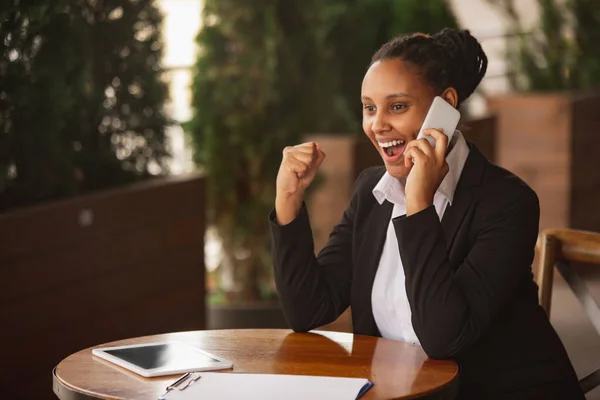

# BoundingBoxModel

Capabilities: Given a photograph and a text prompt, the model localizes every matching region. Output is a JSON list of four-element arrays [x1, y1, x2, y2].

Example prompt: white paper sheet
[[160, 372, 371, 400]]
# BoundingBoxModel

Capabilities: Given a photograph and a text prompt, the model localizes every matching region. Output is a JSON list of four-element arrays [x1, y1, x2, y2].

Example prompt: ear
[[441, 87, 459, 108]]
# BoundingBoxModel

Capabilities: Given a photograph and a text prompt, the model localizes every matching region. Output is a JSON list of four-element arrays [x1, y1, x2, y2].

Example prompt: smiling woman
[[360, 29, 486, 180], [271, 27, 585, 399]]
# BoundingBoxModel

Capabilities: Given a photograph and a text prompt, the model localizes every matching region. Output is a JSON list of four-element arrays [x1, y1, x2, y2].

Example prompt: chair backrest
[[536, 228, 600, 316]]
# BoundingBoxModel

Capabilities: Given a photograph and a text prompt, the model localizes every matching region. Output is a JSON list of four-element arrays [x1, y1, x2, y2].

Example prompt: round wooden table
[[53, 329, 459, 399]]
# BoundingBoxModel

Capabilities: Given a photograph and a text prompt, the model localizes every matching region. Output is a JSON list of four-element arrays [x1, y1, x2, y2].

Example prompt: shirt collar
[[372, 130, 470, 206], [372, 171, 406, 206]]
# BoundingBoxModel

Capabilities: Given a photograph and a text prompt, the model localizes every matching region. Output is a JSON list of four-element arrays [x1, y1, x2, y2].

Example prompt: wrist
[[275, 193, 304, 225], [406, 195, 433, 216]]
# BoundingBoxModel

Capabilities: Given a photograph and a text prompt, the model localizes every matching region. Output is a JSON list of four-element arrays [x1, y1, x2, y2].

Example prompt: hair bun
[[433, 28, 488, 104], [370, 27, 489, 107]]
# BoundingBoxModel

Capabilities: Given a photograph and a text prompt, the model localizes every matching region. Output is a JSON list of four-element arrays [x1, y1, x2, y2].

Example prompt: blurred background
[[2, 0, 600, 398]]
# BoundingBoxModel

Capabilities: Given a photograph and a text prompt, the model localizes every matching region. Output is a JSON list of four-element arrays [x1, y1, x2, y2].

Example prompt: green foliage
[[571, 0, 600, 90], [190, 0, 348, 301], [489, 0, 600, 91], [189, 0, 458, 301], [0, 0, 170, 212]]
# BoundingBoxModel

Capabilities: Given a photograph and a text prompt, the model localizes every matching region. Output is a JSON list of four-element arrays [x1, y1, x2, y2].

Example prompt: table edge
[[53, 368, 106, 400], [409, 371, 460, 399], [53, 366, 460, 400]]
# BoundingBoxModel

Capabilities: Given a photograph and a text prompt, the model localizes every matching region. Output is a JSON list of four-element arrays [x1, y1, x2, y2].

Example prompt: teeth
[[378, 139, 405, 148]]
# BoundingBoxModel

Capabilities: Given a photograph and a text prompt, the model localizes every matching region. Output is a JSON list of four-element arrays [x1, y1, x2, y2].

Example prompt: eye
[[363, 104, 376, 112], [391, 103, 407, 111]]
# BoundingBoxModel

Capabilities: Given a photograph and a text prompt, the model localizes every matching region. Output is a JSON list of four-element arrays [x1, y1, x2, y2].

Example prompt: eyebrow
[[361, 93, 412, 101]]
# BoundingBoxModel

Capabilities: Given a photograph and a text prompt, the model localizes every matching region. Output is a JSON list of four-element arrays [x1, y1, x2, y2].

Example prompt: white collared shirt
[[371, 131, 470, 344]]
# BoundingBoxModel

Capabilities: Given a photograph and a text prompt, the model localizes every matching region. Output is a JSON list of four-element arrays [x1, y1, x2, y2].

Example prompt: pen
[[159, 372, 202, 399]]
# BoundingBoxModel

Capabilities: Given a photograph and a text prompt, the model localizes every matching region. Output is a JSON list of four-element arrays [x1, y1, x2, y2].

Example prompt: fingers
[[282, 144, 310, 165], [412, 138, 435, 157], [290, 150, 315, 166], [284, 155, 310, 178], [422, 128, 448, 159], [404, 137, 433, 167], [284, 142, 317, 162], [291, 142, 318, 156], [282, 142, 325, 179], [403, 146, 427, 167]]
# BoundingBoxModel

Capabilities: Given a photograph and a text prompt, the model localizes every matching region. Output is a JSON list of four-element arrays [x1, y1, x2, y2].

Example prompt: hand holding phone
[[416, 96, 461, 150], [404, 96, 460, 216]]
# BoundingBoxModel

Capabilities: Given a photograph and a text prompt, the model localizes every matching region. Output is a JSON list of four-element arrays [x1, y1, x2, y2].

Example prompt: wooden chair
[[536, 228, 600, 394]]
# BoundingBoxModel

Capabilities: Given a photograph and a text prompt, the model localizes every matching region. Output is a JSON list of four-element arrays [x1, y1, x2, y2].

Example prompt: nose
[[371, 111, 391, 134]]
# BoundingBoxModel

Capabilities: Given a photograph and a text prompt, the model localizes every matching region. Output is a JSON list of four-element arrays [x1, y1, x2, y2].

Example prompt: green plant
[[189, 0, 348, 303], [0, 0, 170, 212], [489, 0, 600, 91], [189, 0, 459, 303]]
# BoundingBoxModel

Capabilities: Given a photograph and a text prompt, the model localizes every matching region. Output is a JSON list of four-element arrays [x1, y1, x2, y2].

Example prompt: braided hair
[[371, 28, 488, 107]]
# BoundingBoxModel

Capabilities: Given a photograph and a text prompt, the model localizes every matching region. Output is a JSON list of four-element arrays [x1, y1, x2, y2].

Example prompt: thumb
[[404, 147, 412, 168], [314, 144, 326, 169], [303, 145, 325, 182]]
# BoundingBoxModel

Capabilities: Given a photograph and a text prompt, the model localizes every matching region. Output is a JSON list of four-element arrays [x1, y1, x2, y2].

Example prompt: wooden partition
[[461, 114, 497, 162], [570, 93, 600, 233], [0, 174, 206, 399], [488, 91, 600, 234]]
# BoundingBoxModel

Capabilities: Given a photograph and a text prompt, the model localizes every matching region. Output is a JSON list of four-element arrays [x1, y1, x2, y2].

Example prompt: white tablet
[[92, 342, 233, 377]]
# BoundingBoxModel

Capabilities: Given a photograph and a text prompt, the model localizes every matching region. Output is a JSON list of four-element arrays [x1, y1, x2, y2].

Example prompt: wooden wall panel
[[0, 174, 206, 399], [352, 135, 382, 183], [1, 174, 203, 257], [570, 92, 600, 233], [461, 114, 497, 162], [488, 92, 600, 234], [488, 94, 571, 233]]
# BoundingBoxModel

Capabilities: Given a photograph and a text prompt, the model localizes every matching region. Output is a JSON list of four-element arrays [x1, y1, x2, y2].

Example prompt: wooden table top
[[53, 329, 458, 400]]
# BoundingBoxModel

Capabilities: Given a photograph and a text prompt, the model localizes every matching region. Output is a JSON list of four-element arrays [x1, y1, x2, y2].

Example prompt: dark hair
[[371, 28, 488, 107]]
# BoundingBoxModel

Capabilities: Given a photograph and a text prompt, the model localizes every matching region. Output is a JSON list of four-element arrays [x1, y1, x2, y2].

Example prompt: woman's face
[[361, 59, 437, 178]]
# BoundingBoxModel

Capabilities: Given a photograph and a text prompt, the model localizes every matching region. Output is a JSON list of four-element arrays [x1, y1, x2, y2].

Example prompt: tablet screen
[[103, 343, 222, 370]]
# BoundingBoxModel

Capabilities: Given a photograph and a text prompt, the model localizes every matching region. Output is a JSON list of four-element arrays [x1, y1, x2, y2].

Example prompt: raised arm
[[270, 142, 359, 332]]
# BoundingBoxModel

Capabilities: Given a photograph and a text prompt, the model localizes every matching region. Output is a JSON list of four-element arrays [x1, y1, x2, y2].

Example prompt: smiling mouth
[[377, 139, 406, 157]]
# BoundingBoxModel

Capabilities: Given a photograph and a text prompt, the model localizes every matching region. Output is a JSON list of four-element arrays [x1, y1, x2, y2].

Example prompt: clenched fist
[[275, 142, 325, 225]]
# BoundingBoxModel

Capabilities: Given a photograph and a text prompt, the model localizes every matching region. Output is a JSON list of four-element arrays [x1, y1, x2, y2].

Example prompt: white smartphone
[[92, 342, 233, 377], [417, 96, 461, 149]]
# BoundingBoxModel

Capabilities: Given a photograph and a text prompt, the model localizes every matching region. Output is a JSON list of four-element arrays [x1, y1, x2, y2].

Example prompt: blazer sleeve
[[269, 171, 367, 332], [393, 187, 540, 359]]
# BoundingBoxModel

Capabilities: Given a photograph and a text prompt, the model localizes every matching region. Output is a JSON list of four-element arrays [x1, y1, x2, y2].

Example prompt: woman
[[270, 28, 583, 399]]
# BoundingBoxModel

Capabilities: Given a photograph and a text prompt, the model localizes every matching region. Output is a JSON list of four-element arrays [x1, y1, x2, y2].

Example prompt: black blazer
[[270, 143, 584, 399]]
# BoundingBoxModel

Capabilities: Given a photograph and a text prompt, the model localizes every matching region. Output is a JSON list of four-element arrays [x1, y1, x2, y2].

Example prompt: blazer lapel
[[353, 199, 392, 336], [441, 143, 486, 253]]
